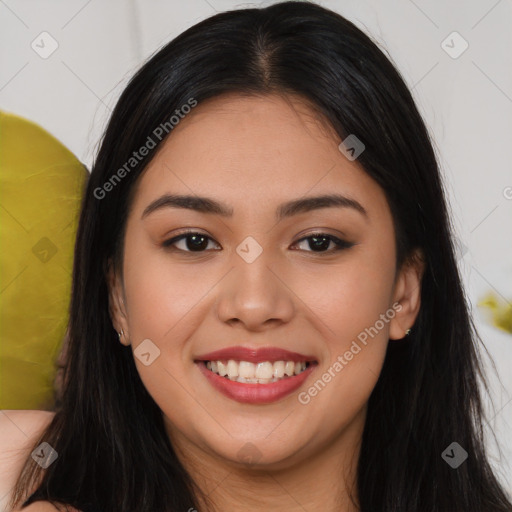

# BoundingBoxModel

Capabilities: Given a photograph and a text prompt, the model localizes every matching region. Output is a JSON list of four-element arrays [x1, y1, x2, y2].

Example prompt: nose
[[215, 252, 295, 332]]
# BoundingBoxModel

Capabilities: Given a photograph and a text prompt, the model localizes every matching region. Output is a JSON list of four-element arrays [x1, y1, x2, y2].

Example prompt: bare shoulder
[[14, 502, 61, 511], [0, 410, 56, 511]]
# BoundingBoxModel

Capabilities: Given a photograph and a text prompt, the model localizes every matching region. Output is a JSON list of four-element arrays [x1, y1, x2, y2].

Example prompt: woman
[[4, 2, 511, 511]]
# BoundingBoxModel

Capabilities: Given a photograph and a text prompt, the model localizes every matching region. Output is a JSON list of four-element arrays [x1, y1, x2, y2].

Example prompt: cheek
[[291, 250, 396, 348], [299, 244, 395, 424], [295, 267, 391, 431], [120, 245, 217, 419], [120, 237, 232, 403], [290, 247, 395, 412], [122, 235, 217, 342]]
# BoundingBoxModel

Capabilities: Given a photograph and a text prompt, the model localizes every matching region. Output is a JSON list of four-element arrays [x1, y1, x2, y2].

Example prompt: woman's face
[[109, 93, 423, 472]]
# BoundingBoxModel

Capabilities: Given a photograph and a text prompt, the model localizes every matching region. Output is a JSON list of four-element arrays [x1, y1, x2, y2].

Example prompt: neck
[[165, 408, 365, 512]]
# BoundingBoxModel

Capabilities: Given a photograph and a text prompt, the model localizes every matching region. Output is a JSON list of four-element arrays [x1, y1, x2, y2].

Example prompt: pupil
[[309, 236, 329, 251], [187, 235, 208, 251]]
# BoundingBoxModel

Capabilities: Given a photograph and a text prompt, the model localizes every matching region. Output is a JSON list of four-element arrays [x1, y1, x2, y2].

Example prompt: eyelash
[[162, 230, 354, 254]]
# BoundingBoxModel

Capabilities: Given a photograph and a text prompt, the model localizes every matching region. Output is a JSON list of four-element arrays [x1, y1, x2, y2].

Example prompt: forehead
[[130, 93, 389, 221]]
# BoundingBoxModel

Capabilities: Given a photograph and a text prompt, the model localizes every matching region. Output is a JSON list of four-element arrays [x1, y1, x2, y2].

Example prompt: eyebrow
[[141, 193, 368, 221]]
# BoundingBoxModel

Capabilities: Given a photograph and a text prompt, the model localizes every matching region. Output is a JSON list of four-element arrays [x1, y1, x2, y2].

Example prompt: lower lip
[[196, 361, 317, 404]]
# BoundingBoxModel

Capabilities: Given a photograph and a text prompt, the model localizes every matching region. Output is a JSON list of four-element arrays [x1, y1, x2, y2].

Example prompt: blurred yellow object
[[0, 111, 88, 409], [478, 292, 512, 335]]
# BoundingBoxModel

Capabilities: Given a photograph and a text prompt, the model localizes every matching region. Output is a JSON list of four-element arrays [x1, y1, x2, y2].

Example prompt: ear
[[389, 248, 425, 340], [106, 258, 130, 346]]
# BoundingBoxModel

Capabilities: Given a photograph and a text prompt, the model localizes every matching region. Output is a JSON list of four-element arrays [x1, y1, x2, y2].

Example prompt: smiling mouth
[[202, 359, 316, 384]]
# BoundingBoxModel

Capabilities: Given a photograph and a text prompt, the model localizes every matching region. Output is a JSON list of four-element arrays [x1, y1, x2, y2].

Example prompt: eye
[[292, 233, 354, 253], [162, 230, 354, 254], [162, 231, 220, 252]]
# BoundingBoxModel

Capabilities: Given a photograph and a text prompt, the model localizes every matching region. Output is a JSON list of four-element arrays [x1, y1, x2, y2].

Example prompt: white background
[[1, 0, 511, 496]]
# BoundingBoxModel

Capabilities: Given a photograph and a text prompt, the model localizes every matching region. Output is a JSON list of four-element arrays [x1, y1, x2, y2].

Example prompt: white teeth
[[227, 360, 238, 378], [284, 361, 295, 376], [255, 362, 274, 379], [236, 376, 279, 384], [273, 361, 285, 378], [239, 361, 256, 379], [204, 359, 310, 383], [217, 361, 228, 377]]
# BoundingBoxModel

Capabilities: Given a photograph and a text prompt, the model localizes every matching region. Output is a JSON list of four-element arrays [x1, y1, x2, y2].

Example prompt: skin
[[108, 93, 424, 512], [0, 410, 77, 512]]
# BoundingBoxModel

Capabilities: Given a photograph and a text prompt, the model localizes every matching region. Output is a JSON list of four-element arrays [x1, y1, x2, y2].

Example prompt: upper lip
[[195, 346, 317, 364]]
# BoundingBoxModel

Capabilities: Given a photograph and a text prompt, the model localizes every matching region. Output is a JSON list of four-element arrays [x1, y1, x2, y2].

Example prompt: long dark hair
[[11, 2, 511, 511]]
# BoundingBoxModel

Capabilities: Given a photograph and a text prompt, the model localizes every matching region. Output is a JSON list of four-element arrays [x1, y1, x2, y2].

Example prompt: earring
[[405, 328, 411, 336], [118, 329, 124, 340]]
